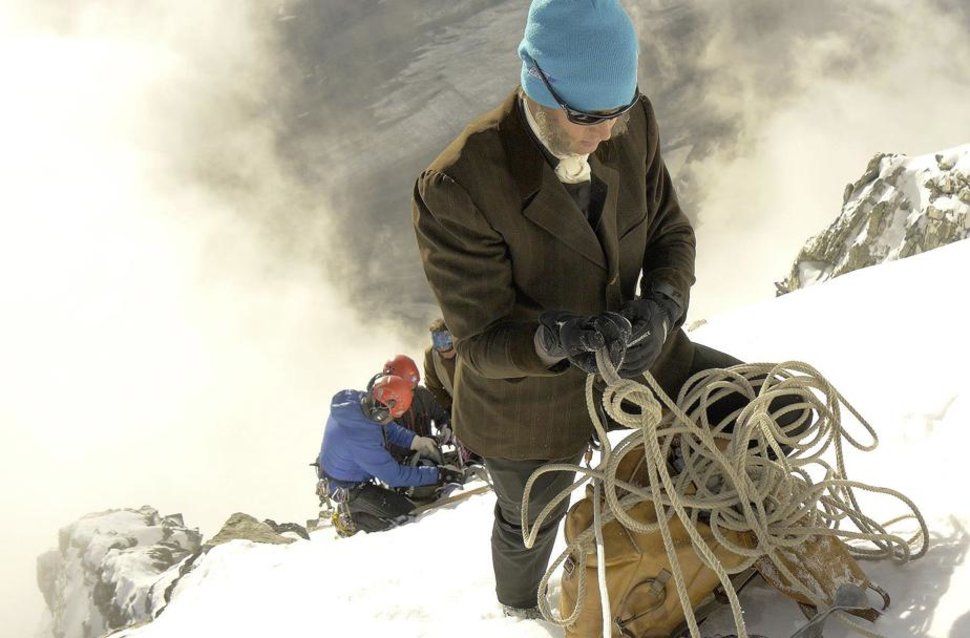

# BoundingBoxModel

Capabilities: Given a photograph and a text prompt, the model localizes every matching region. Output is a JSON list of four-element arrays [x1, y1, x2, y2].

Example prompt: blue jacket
[[319, 390, 440, 488]]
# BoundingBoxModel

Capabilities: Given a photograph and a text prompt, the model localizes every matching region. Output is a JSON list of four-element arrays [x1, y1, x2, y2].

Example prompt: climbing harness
[[312, 465, 359, 538], [328, 483, 359, 537], [522, 351, 927, 638]]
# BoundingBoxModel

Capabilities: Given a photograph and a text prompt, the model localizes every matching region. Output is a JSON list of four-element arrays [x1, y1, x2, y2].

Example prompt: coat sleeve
[[422, 386, 450, 427], [413, 171, 558, 379], [352, 429, 438, 488], [422, 347, 453, 411], [385, 422, 415, 449], [638, 97, 697, 317]]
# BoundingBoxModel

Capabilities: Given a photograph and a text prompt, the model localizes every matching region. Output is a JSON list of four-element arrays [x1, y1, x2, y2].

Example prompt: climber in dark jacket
[[380, 353, 450, 439], [423, 318, 456, 412], [318, 375, 461, 534]]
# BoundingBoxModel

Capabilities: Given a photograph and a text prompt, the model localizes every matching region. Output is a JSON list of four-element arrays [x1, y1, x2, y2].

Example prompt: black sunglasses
[[532, 60, 638, 126]]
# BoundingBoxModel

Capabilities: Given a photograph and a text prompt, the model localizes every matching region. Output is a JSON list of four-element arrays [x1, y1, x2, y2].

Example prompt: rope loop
[[524, 354, 927, 638]]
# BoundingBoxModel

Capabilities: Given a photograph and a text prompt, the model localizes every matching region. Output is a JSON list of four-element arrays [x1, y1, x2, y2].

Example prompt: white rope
[[593, 480, 611, 638], [522, 356, 928, 638]]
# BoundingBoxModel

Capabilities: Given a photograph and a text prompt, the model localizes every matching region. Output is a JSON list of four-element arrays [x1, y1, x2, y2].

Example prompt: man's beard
[[532, 105, 629, 156], [532, 106, 576, 156]]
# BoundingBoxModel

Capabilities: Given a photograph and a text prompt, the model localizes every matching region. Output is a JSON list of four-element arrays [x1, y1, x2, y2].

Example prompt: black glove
[[617, 288, 684, 378], [438, 465, 464, 485], [538, 310, 631, 375]]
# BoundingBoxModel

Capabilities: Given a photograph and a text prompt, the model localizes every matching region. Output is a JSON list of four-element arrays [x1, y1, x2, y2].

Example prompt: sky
[[115, 236, 970, 638], [2, 0, 970, 635]]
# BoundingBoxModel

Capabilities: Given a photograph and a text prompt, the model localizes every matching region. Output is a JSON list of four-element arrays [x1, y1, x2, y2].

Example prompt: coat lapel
[[522, 171, 606, 269], [500, 92, 607, 270], [590, 152, 622, 304]]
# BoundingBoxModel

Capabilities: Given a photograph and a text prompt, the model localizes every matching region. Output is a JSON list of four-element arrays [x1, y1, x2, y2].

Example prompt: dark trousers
[[684, 343, 811, 449], [347, 483, 416, 533], [685, 342, 745, 425], [483, 452, 584, 608]]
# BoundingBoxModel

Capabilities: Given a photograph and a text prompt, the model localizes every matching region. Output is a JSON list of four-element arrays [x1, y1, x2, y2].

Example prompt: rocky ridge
[[37, 507, 310, 638], [36, 507, 202, 638], [778, 144, 970, 292]]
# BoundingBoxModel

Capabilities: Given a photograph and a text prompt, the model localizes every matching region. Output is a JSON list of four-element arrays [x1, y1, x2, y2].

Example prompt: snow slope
[[113, 238, 970, 638]]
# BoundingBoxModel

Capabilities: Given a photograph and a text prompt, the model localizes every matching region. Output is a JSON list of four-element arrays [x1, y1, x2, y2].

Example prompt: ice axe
[[789, 583, 874, 638]]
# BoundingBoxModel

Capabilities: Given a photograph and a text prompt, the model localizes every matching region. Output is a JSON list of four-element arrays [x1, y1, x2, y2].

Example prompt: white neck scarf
[[521, 97, 591, 185]]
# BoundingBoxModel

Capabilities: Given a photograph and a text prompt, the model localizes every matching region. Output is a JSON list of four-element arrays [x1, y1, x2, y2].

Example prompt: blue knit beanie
[[518, 0, 639, 113]]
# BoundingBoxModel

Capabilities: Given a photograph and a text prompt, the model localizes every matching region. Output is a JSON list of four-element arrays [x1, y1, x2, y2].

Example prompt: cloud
[[627, 0, 970, 320], [0, 1, 415, 634]]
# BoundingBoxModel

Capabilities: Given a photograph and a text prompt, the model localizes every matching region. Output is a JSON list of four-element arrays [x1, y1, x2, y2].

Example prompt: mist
[[639, 0, 970, 318], [0, 1, 410, 634], [2, 0, 970, 636]]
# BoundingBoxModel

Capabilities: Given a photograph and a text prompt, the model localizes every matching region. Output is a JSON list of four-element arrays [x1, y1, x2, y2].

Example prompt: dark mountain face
[[269, 0, 524, 336], [266, 1, 719, 335], [252, 0, 970, 337]]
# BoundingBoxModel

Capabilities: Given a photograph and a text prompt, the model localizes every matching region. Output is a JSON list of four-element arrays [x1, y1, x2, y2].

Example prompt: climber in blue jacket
[[318, 374, 463, 534]]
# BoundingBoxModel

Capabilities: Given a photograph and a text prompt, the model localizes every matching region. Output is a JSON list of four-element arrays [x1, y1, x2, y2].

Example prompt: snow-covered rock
[[36, 506, 202, 638], [36, 508, 314, 638], [779, 144, 970, 291]]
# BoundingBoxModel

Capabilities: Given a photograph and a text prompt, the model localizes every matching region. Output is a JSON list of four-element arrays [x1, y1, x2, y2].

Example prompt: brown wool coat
[[412, 90, 697, 460], [423, 346, 456, 411]]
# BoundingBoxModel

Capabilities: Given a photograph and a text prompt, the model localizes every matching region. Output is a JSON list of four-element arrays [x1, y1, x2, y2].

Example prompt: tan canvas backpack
[[546, 361, 924, 638], [557, 447, 887, 638], [559, 491, 752, 637]]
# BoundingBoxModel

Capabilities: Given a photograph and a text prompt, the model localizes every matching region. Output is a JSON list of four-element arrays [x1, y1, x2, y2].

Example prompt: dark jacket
[[397, 386, 449, 437], [423, 346, 456, 411], [412, 90, 696, 459], [386, 386, 451, 461], [319, 390, 439, 487]]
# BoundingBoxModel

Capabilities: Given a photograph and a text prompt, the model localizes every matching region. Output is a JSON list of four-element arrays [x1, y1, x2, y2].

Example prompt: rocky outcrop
[[142, 513, 308, 626], [205, 513, 302, 547], [778, 144, 970, 292], [38, 508, 313, 638], [36, 506, 202, 638]]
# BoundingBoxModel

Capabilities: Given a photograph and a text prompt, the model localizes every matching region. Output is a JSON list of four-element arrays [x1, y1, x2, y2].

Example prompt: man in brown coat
[[411, 0, 748, 618]]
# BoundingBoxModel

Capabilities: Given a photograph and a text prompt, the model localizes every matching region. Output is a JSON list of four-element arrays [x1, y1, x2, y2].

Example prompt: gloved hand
[[437, 424, 454, 445], [617, 289, 683, 378], [537, 310, 631, 375], [410, 436, 443, 464], [438, 464, 464, 485]]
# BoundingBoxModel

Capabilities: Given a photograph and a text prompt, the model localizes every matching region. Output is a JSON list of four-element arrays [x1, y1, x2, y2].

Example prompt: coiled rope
[[521, 354, 927, 638]]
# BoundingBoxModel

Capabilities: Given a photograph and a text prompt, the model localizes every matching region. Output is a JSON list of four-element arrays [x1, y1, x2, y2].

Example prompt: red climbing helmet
[[370, 374, 413, 419], [382, 354, 420, 389]]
